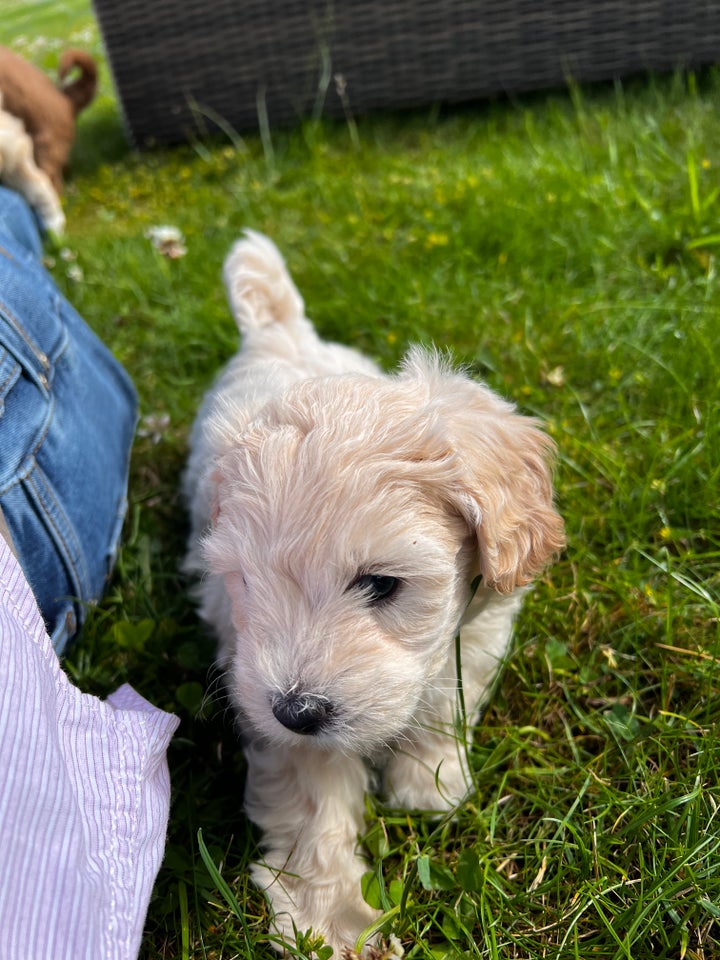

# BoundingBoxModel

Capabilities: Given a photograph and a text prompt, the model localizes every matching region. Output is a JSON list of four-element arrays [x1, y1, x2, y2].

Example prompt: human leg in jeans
[[0, 185, 136, 652]]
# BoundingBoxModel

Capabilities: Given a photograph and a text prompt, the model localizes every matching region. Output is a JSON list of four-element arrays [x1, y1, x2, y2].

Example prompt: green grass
[[3, 3, 719, 959]]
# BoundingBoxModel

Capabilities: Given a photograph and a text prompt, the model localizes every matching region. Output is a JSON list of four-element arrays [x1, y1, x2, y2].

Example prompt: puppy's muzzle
[[271, 691, 334, 735]]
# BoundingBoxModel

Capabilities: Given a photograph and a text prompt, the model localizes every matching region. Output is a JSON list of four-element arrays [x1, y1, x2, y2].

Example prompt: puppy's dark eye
[[351, 574, 400, 605]]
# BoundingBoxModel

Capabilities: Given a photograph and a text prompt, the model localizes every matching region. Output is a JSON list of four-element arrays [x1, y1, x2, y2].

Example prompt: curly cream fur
[[183, 231, 565, 953]]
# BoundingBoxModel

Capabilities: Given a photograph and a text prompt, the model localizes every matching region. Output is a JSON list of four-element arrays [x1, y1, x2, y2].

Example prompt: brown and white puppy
[[184, 231, 565, 954], [0, 45, 97, 194]]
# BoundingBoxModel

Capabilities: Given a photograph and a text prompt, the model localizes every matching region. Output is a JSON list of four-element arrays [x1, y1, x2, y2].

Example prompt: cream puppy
[[183, 231, 565, 953], [0, 94, 64, 234]]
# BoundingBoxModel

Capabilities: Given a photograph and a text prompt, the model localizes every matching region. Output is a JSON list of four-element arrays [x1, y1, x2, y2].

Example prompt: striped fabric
[[0, 536, 179, 960]]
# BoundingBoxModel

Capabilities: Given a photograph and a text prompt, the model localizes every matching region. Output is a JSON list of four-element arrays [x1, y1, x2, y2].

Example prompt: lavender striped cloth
[[0, 536, 180, 960]]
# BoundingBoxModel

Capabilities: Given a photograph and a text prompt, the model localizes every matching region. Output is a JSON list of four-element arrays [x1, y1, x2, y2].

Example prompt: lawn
[[2, 2, 719, 959]]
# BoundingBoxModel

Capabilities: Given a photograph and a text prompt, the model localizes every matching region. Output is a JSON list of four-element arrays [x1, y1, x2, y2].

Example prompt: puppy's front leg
[[384, 703, 471, 813], [244, 740, 380, 954], [385, 591, 522, 812]]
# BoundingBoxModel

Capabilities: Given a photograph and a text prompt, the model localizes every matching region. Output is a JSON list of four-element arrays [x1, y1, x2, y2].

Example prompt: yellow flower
[[601, 645, 618, 669], [425, 232, 449, 248]]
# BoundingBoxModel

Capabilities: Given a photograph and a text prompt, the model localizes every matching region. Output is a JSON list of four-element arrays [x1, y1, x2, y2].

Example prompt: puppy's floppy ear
[[400, 348, 566, 593]]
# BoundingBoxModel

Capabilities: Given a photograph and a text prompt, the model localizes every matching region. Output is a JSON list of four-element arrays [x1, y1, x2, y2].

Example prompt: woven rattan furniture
[[92, 0, 720, 146]]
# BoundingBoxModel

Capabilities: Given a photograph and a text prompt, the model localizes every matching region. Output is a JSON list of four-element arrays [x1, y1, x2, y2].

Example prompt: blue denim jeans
[[0, 187, 137, 653]]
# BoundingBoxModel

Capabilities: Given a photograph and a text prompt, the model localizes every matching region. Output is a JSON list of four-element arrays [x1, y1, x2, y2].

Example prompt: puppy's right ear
[[400, 349, 566, 593]]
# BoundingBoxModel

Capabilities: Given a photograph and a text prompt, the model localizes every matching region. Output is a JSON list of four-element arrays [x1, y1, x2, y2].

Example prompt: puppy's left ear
[[401, 349, 566, 593]]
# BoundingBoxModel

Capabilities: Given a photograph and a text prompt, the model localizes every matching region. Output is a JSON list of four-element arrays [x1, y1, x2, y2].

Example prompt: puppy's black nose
[[271, 692, 334, 735]]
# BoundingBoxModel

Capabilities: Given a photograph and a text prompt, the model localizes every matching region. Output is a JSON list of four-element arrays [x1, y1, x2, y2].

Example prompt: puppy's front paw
[[253, 860, 381, 956]]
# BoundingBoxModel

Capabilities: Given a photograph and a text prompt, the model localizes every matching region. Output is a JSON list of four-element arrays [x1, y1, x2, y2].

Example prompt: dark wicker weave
[[92, 0, 720, 145]]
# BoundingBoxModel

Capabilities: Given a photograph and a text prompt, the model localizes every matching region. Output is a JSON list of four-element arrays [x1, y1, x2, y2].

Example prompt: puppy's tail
[[223, 229, 305, 333], [58, 50, 98, 116]]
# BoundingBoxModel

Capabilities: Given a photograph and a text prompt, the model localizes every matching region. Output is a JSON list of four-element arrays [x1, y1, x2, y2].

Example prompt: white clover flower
[[137, 412, 171, 445], [145, 225, 187, 259]]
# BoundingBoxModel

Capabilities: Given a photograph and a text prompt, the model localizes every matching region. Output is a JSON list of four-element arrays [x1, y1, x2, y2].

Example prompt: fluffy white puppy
[[0, 93, 65, 234], [183, 231, 565, 954]]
